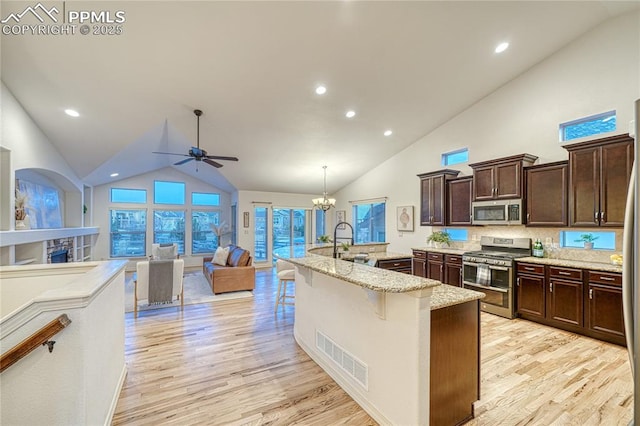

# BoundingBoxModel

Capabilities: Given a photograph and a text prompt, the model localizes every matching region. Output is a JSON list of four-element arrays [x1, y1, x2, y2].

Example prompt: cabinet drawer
[[589, 271, 622, 287], [444, 254, 462, 265], [517, 263, 545, 275], [427, 253, 444, 261], [378, 259, 412, 271], [413, 250, 427, 259], [549, 267, 582, 281]]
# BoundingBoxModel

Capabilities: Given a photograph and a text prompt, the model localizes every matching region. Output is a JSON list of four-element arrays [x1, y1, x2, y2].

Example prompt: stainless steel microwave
[[471, 199, 523, 225]]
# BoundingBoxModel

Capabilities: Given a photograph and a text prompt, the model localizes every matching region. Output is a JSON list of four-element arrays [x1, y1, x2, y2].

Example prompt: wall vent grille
[[316, 330, 368, 389]]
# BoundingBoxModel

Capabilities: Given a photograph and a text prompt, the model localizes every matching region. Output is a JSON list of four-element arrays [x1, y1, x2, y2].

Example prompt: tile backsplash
[[433, 225, 622, 264]]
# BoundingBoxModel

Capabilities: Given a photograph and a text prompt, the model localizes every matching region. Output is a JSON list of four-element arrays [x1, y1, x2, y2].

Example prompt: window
[[560, 230, 615, 250], [153, 210, 185, 254], [154, 181, 185, 205], [442, 148, 468, 166], [353, 202, 386, 244], [254, 207, 268, 262], [110, 188, 147, 203], [110, 209, 146, 257], [192, 192, 220, 206], [231, 204, 237, 245], [192, 210, 220, 253], [443, 228, 468, 242], [316, 209, 326, 241], [560, 111, 616, 142], [17, 179, 62, 229]]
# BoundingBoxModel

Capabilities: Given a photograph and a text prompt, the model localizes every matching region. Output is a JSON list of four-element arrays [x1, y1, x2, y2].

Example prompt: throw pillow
[[213, 246, 230, 266], [154, 245, 177, 260]]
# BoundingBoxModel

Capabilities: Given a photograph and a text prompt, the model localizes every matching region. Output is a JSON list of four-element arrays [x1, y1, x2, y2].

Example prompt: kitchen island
[[276, 247, 484, 426]]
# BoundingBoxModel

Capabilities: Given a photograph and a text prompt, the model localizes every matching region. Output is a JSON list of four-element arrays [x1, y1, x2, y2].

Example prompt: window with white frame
[[441, 148, 469, 166], [352, 202, 386, 243], [153, 210, 185, 254], [154, 181, 185, 205], [192, 210, 220, 253], [110, 209, 146, 257], [560, 111, 616, 142]]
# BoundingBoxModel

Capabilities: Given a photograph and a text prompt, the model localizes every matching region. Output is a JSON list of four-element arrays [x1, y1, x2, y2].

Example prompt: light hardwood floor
[[112, 269, 633, 425]]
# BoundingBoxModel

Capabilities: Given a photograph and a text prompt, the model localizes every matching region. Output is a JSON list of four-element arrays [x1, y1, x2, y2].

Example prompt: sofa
[[203, 245, 255, 294]]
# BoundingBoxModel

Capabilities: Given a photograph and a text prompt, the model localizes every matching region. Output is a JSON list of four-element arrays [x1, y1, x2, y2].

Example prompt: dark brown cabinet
[[525, 161, 568, 226], [587, 271, 625, 345], [470, 154, 537, 201], [417, 170, 459, 225], [517, 261, 624, 346], [412, 250, 426, 278], [444, 254, 463, 287], [447, 176, 473, 226], [427, 252, 444, 282], [564, 134, 634, 227], [377, 258, 412, 274]]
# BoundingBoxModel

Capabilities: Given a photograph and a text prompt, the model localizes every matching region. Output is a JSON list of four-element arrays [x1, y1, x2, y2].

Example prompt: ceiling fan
[[153, 109, 239, 168]]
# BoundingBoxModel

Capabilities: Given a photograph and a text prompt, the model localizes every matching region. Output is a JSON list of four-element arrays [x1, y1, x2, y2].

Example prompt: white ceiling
[[2, 1, 637, 195]]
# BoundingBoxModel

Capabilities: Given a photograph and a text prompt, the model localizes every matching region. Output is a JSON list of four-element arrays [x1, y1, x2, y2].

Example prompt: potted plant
[[317, 235, 332, 244], [427, 230, 451, 248], [575, 233, 598, 250], [341, 242, 350, 252]]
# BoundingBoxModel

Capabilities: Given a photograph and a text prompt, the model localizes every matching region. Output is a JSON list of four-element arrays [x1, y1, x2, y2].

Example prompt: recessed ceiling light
[[495, 42, 509, 53], [384, 130, 393, 136], [110, 173, 119, 177], [345, 110, 356, 118], [315, 85, 327, 95], [64, 109, 80, 117]]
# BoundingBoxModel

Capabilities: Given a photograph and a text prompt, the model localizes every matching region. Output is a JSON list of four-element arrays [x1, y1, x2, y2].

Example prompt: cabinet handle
[[527, 213, 530, 221], [558, 271, 571, 276], [594, 212, 599, 222], [599, 276, 616, 281], [550, 282, 553, 293], [517, 277, 520, 286], [524, 267, 535, 271], [601, 211, 605, 221], [393, 263, 400, 267], [589, 289, 593, 299]]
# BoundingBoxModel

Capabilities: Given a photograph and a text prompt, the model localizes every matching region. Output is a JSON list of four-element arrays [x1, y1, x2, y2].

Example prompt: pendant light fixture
[[312, 165, 336, 211]]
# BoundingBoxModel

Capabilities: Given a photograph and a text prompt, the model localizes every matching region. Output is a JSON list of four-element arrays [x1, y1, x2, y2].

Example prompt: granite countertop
[[516, 256, 623, 274], [341, 251, 412, 261], [430, 284, 485, 311], [411, 247, 467, 255]]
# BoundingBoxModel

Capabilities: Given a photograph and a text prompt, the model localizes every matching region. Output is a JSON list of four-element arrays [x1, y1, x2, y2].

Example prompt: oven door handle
[[463, 261, 480, 267], [488, 265, 510, 272]]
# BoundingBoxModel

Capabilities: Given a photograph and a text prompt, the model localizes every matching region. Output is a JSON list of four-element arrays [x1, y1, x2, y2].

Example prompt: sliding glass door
[[273, 208, 309, 258], [254, 207, 268, 263]]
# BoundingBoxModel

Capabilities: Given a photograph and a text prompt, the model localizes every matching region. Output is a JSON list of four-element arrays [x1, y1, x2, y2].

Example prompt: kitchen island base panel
[[293, 267, 433, 426]]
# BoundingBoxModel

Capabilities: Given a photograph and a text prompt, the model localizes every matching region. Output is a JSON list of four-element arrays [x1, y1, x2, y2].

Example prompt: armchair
[[135, 258, 184, 317]]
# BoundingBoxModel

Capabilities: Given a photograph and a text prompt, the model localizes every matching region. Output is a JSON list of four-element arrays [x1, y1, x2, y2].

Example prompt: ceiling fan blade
[[204, 158, 223, 168], [205, 155, 239, 161], [174, 158, 195, 166], [153, 151, 190, 157]]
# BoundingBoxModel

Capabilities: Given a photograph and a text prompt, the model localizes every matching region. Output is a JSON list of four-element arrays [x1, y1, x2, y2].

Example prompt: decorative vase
[[15, 215, 30, 230], [584, 242, 594, 250]]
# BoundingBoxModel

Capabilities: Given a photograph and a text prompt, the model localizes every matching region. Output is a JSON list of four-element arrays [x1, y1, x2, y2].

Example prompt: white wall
[[1, 83, 84, 230], [333, 10, 640, 254], [92, 167, 233, 268]]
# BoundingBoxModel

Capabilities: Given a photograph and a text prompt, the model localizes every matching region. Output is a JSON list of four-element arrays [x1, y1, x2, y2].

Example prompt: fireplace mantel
[[0, 227, 99, 247]]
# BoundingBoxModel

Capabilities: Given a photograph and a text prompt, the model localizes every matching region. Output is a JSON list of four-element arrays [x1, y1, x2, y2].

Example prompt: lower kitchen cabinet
[[377, 258, 412, 274], [427, 252, 444, 281], [412, 250, 426, 277], [587, 271, 625, 345], [444, 254, 463, 287], [516, 261, 624, 346]]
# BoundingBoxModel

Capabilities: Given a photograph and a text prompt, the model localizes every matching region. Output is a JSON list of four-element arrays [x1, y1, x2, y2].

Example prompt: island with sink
[[276, 243, 485, 426]]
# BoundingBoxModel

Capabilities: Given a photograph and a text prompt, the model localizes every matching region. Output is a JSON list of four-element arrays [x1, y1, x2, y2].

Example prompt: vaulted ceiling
[[2, 1, 637, 194]]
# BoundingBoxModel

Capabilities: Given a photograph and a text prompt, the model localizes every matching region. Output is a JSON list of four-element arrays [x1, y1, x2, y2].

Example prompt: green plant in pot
[[575, 233, 598, 250], [427, 231, 451, 248], [341, 242, 350, 252], [317, 235, 332, 244]]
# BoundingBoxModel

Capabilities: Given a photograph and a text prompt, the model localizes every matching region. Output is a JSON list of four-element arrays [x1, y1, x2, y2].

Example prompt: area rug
[[124, 271, 253, 313]]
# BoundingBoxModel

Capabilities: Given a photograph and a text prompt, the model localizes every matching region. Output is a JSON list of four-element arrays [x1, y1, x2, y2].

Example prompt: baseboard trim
[[104, 364, 127, 426]]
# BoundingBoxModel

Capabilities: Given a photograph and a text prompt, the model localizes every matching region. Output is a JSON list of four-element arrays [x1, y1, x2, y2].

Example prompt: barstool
[[275, 260, 295, 313]]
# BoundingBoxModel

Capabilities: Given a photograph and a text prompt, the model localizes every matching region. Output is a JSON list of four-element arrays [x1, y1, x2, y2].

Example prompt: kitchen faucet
[[333, 221, 354, 259]]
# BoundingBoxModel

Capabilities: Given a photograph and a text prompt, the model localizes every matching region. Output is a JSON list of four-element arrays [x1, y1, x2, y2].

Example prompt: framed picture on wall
[[336, 210, 346, 229], [243, 211, 250, 228], [397, 206, 414, 232]]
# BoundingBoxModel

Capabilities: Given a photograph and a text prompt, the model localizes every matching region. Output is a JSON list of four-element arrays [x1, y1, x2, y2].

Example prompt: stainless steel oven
[[462, 236, 531, 319]]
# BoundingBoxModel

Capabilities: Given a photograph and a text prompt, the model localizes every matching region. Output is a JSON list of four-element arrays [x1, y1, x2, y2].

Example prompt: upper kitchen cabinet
[[564, 134, 634, 227], [418, 170, 459, 226], [525, 161, 568, 227], [470, 154, 538, 201], [447, 176, 473, 226]]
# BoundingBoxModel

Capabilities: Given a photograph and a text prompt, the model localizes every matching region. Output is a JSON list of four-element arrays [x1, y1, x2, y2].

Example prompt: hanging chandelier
[[312, 165, 336, 211]]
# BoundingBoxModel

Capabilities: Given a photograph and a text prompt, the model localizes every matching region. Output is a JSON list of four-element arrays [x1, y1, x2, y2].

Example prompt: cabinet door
[[547, 279, 583, 326], [413, 258, 426, 277], [431, 175, 446, 226], [447, 178, 473, 226], [587, 283, 624, 339], [600, 141, 633, 227], [444, 263, 462, 287], [526, 163, 568, 226], [568, 147, 600, 227], [495, 162, 521, 199], [427, 253, 444, 282], [516, 274, 545, 318], [420, 177, 434, 225], [473, 166, 495, 201]]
